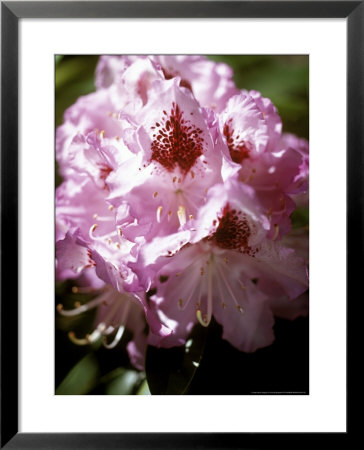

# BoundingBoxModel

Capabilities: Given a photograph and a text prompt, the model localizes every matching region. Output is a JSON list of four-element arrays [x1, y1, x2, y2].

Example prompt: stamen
[[153, 191, 158, 198], [108, 204, 114, 211], [103, 325, 125, 349], [72, 286, 96, 294], [272, 224, 279, 240], [196, 309, 209, 327], [89, 223, 98, 239], [68, 326, 104, 345], [68, 331, 90, 345], [92, 215, 115, 222], [177, 266, 202, 312], [216, 263, 244, 314], [57, 290, 115, 317], [177, 205, 186, 227], [156, 206, 163, 223], [58, 303, 92, 317]]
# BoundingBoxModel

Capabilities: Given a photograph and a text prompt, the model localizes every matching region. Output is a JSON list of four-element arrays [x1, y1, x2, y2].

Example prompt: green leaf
[[136, 379, 151, 395], [55, 55, 63, 65], [145, 324, 208, 395], [55, 55, 99, 127], [103, 368, 141, 395], [56, 353, 100, 395], [291, 207, 309, 229]]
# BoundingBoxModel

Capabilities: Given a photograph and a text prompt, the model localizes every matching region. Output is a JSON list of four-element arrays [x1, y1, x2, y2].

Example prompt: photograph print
[[55, 55, 309, 395]]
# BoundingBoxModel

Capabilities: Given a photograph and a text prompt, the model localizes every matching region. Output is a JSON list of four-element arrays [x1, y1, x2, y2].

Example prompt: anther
[[153, 192, 158, 198], [72, 286, 79, 294], [177, 205, 186, 227], [178, 298, 183, 309], [196, 310, 210, 327], [236, 305, 244, 313], [156, 206, 163, 223], [272, 224, 279, 240], [103, 325, 125, 349], [108, 205, 114, 211]]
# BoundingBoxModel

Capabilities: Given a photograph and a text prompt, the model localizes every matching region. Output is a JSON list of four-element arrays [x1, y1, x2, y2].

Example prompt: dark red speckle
[[98, 163, 113, 189], [223, 119, 251, 164], [151, 102, 205, 174], [212, 204, 255, 255]]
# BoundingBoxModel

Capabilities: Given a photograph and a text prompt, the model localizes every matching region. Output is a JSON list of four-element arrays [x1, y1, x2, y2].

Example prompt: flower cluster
[[56, 55, 309, 370]]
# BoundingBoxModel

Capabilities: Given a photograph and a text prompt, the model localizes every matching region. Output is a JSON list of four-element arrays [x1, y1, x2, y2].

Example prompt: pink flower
[[56, 55, 309, 368], [56, 91, 123, 178], [107, 78, 233, 245], [95, 55, 238, 112], [219, 92, 308, 239], [136, 178, 308, 352], [57, 283, 148, 370]]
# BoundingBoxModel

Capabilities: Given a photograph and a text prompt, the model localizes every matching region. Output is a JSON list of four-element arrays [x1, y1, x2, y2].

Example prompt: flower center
[[98, 162, 113, 188], [213, 204, 253, 253], [223, 119, 251, 164], [151, 102, 205, 174]]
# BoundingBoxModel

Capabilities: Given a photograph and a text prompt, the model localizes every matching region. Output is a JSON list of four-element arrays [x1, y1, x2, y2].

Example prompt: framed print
[[1, 1, 359, 448]]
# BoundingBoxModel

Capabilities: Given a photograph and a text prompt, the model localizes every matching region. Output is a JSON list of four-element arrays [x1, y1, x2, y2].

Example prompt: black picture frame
[[1, 1, 359, 448]]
